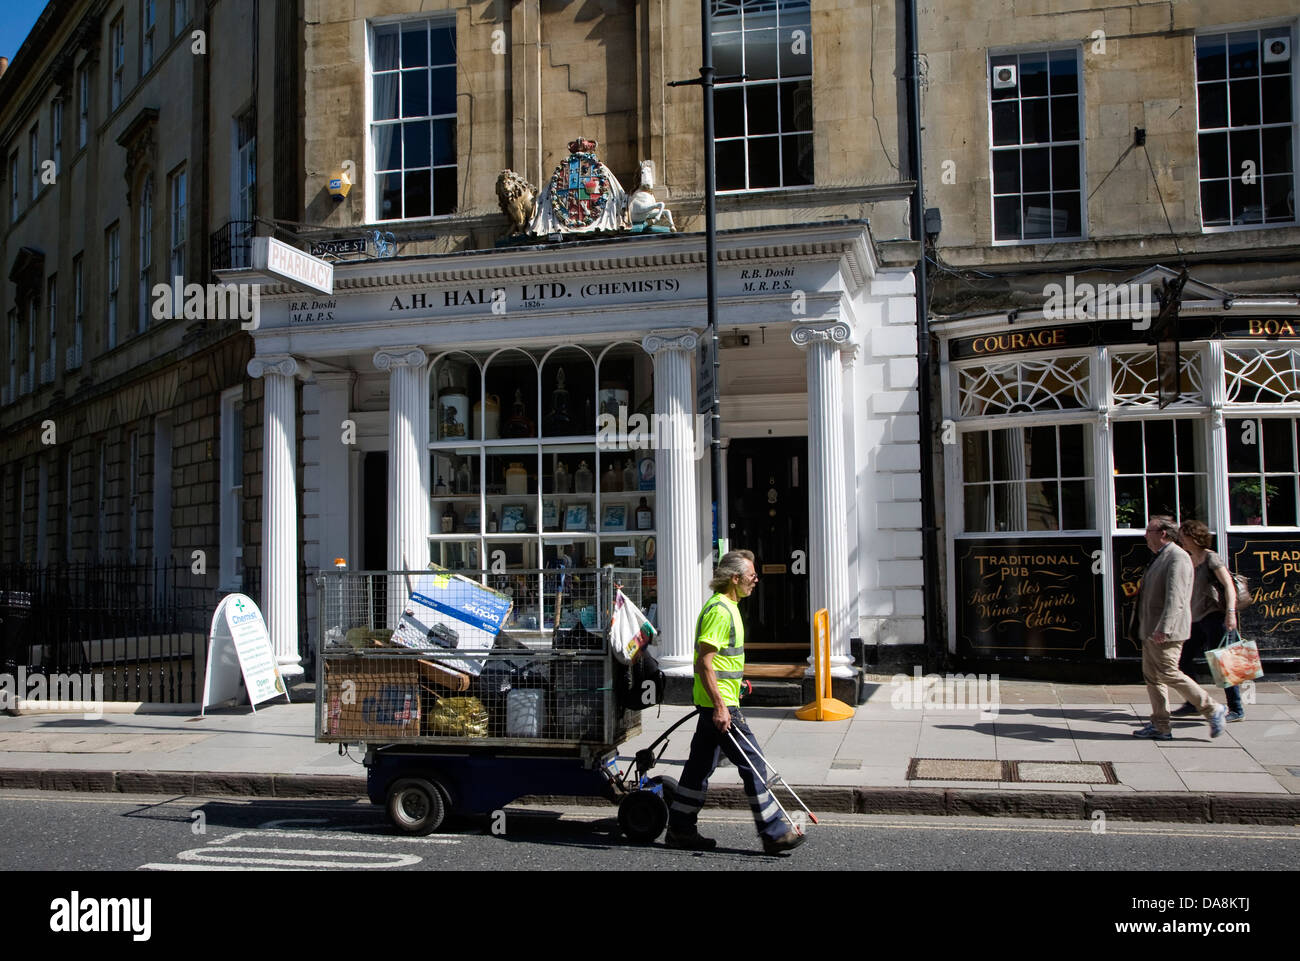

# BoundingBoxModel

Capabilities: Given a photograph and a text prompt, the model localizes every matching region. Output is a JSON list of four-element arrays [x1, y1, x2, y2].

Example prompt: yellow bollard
[[795, 608, 855, 721]]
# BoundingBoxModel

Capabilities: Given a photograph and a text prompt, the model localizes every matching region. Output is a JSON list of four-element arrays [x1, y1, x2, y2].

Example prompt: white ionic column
[[793, 321, 856, 678], [642, 330, 702, 677], [247, 355, 308, 678], [375, 348, 430, 574]]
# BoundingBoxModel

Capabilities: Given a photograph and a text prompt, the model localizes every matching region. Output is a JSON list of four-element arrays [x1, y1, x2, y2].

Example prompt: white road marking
[[211, 829, 457, 845], [177, 846, 421, 869]]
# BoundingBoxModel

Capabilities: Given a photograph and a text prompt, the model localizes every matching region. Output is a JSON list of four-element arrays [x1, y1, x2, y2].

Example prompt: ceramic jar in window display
[[474, 393, 500, 440], [502, 388, 536, 438], [505, 462, 529, 495], [601, 459, 621, 492], [437, 366, 470, 440]]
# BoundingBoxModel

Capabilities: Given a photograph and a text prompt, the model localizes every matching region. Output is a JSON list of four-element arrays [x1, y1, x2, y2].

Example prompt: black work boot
[[665, 828, 717, 851], [762, 830, 807, 855]]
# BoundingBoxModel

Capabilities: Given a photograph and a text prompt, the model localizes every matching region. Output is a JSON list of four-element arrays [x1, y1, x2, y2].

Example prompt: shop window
[[1224, 346, 1300, 403], [958, 355, 1090, 417], [428, 344, 658, 629], [1195, 25, 1297, 229], [370, 17, 457, 220], [1111, 348, 1204, 407], [1112, 419, 1208, 530], [712, 0, 813, 192], [961, 423, 1093, 532], [1226, 417, 1300, 526], [989, 47, 1084, 242]]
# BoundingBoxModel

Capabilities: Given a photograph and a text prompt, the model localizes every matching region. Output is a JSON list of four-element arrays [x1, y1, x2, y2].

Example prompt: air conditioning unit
[[993, 64, 1018, 90], [65, 343, 82, 371], [1264, 36, 1291, 64]]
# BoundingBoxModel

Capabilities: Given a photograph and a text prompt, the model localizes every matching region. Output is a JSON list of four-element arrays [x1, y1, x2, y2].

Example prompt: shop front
[[936, 267, 1300, 670], [232, 220, 923, 686]]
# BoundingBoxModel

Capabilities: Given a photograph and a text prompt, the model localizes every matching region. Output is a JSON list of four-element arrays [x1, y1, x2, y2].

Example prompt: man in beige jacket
[[1135, 516, 1227, 740]]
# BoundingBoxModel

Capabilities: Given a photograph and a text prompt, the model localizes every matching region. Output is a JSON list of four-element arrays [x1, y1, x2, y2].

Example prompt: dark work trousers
[[1181, 611, 1244, 713], [668, 706, 789, 841]]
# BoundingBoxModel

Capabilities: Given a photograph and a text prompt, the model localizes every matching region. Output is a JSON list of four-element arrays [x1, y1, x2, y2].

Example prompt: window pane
[[1231, 175, 1263, 224], [990, 55, 1017, 101], [378, 171, 402, 220], [1175, 419, 1198, 469], [1267, 476, 1297, 526], [1146, 475, 1177, 518], [1025, 481, 1057, 530], [992, 102, 1020, 147], [1230, 129, 1262, 176], [401, 24, 428, 68], [964, 485, 991, 532], [1052, 145, 1080, 190], [747, 84, 779, 135], [780, 80, 812, 132], [1021, 148, 1050, 192], [714, 32, 743, 77], [1115, 477, 1144, 528], [716, 87, 745, 138], [431, 67, 455, 116], [1025, 426, 1057, 478], [747, 137, 780, 188], [1178, 475, 1206, 522], [1200, 179, 1231, 225], [993, 151, 1020, 194], [1197, 82, 1228, 129], [1196, 34, 1227, 82], [1021, 98, 1050, 143], [1144, 421, 1174, 466], [1019, 54, 1048, 97], [1113, 420, 1142, 474], [433, 166, 456, 215], [1262, 127, 1293, 176], [402, 70, 428, 118], [779, 21, 811, 77], [1261, 28, 1292, 76], [433, 118, 455, 167], [1050, 95, 1079, 141], [1227, 419, 1260, 471], [1199, 132, 1229, 179], [993, 195, 1021, 240], [782, 133, 813, 186], [1264, 176, 1294, 222], [963, 432, 989, 483], [373, 25, 400, 71], [994, 484, 1015, 530], [1048, 49, 1078, 94], [404, 170, 431, 217], [1227, 31, 1258, 78], [1054, 194, 1082, 238], [1263, 418, 1295, 472], [430, 24, 455, 66], [1060, 480, 1090, 529], [1228, 78, 1260, 127], [373, 75, 399, 120], [716, 140, 746, 190], [403, 121, 430, 169], [1022, 195, 1053, 238], [1229, 478, 1260, 524], [744, 28, 778, 80], [1059, 424, 1087, 476], [990, 429, 1017, 481]]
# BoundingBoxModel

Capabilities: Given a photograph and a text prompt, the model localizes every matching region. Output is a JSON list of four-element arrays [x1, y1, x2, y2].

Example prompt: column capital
[[642, 329, 702, 355], [791, 320, 855, 351], [373, 347, 428, 371], [247, 355, 308, 379]]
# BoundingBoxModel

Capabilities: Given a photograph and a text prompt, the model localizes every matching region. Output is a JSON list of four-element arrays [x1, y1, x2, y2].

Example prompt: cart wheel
[[618, 789, 668, 843], [387, 778, 447, 835], [646, 775, 678, 807]]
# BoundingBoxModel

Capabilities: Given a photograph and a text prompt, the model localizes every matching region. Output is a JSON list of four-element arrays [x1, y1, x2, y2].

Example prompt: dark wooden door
[[726, 437, 810, 655]]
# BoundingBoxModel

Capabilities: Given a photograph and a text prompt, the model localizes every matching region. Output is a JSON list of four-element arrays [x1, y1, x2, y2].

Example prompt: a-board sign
[[201, 594, 289, 714]]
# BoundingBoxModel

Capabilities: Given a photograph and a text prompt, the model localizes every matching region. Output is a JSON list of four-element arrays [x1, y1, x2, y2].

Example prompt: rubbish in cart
[[389, 568, 513, 675], [428, 696, 489, 737]]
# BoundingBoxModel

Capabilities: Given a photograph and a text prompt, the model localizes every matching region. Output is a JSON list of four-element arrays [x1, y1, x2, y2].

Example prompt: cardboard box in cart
[[389, 569, 513, 676]]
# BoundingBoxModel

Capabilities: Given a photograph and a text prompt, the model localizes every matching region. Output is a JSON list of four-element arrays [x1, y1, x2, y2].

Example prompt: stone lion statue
[[495, 169, 538, 235]]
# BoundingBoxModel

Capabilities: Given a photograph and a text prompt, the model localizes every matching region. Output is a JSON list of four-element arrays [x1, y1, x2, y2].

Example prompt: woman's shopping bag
[[1204, 630, 1264, 688]]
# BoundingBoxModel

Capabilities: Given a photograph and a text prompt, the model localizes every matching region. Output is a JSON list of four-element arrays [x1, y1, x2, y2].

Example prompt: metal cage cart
[[315, 566, 673, 839]]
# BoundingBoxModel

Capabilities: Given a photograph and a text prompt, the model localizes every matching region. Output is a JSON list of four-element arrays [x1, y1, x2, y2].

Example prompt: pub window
[[1226, 417, 1300, 526], [989, 47, 1084, 242], [1195, 25, 1297, 229], [1112, 419, 1208, 530], [369, 17, 457, 221], [961, 423, 1094, 533], [1224, 346, 1300, 403], [957, 355, 1091, 417], [1111, 348, 1204, 407], [713, 0, 813, 191]]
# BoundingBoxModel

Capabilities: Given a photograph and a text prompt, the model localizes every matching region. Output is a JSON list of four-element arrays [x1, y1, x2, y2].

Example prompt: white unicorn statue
[[627, 160, 675, 232]]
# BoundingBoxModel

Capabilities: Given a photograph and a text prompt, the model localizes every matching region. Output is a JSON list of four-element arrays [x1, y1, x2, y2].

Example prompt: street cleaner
[[664, 549, 807, 855]]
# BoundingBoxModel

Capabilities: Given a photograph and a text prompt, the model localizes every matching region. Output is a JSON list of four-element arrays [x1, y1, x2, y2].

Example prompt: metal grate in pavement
[[1009, 760, 1118, 784], [907, 758, 1007, 781]]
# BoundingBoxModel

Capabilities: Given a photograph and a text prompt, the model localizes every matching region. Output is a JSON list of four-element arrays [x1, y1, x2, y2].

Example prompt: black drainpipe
[[904, 0, 943, 671]]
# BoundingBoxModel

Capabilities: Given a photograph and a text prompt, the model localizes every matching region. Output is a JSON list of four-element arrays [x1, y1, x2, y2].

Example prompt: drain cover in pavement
[[830, 759, 861, 770], [1009, 761, 1118, 784], [907, 758, 1006, 781]]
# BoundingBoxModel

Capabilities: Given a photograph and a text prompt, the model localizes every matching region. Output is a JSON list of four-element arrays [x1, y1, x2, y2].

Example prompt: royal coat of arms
[[529, 138, 628, 235]]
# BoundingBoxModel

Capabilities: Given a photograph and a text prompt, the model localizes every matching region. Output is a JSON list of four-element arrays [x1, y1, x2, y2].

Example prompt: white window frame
[[111, 15, 125, 111], [107, 223, 120, 349], [138, 176, 153, 334], [51, 99, 62, 175], [366, 15, 459, 223], [169, 165, 186, 281], [71, 253, 84, 369], [987, 45, 1087, 246], [78, 63, 89, 148], [1194, 21, 1300, 232], [29, 123, 39, 201], [142, 0, 156, 74], [710, 0, 815, 193], [219, 386, 245, 590]]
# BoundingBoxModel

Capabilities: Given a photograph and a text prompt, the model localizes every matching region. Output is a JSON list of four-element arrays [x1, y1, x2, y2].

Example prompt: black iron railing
[[210, 219, 256, 272]]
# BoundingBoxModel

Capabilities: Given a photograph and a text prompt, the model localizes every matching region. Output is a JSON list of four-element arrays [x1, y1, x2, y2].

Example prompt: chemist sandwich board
[[201, 594, 289, 714]]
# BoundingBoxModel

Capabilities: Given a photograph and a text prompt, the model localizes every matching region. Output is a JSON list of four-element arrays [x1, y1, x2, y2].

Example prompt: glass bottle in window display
[[622, 458, 637, 491], [488, 510, 498, 533], [441, 501, 456, 533], [502, 388, 535, 438], [543, 367, 574, 436], [456, 458, 472, 494], [574, 460, 593, 493], [601, 459, 621, 492], [554, 459, 571, 493], [636, 497, 653, 531]]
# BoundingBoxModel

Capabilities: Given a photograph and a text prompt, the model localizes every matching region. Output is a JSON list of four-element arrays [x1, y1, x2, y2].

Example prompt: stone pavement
[[1, 676, 1298, 823]]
